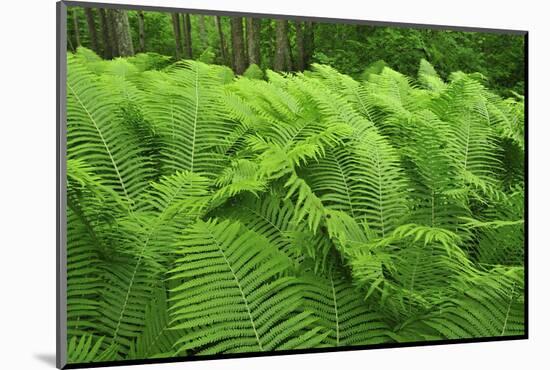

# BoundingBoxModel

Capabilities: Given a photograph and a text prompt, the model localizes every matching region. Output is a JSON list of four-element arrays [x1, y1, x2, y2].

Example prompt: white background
[[0, 0, 547, 368]]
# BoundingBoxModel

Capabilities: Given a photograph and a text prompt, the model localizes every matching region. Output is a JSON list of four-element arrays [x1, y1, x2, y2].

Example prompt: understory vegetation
[[66, 46, 525, 363]]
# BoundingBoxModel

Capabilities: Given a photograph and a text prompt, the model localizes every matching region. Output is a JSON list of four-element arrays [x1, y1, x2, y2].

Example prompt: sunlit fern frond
[[67, 55, 153, 209], [140, 60, 236, 178]]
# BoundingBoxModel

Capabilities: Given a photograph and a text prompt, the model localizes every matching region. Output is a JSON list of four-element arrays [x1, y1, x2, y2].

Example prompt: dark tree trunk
[[67, 35, 75, 52], [109, 9, 134, 57], [274, 20, 292, 71], [230, 17, 246, 74], [182, 14, 193, 59], [304, 21, 315, 68], [171, 13, 183, 60], [198, 15, 208, 50], [72, 9, 81, 48], [215, 16, 228, 65], [106, 10, 119, 57], [98, 9, 112, 59], [294, 21, 305, 71], [246, 18, 261, 66], [84, 8, 99, 54], [137, 11, 145, 52]]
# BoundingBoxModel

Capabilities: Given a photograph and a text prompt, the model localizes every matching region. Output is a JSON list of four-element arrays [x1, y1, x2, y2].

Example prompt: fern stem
[[330, 275, 340, 346], [374, 145, 386, 237], [501, 282, 516, 336], [332, 150, 356, 219], [189, 63, 200, 173], [111, 180, 188, 346], [208, 228, 264, 351]]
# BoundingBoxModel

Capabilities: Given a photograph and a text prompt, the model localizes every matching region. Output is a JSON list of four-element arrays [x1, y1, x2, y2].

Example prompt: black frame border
[[56, 1, 529, 369]]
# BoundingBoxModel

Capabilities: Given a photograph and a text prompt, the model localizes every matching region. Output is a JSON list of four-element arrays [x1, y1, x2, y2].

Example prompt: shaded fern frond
[[302, 272, 393, 347]]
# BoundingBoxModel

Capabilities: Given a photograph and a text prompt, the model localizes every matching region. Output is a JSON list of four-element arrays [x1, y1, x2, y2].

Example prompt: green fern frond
[[67, 55, 153, 208], [301, 272, 393, 346], [67, 335, 118, 364], [169, 219, 329, 355], [140, 61, 235, 177], [128, 287, 182, 359], [399, 267, 524, 340]]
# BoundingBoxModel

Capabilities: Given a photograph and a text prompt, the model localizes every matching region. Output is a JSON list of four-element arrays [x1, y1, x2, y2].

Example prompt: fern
[[169, 219, 329, 355], [67, 335, 117, 363], [301, 271, 393, 346], [140, 61, 235, 177], [65, 49, 525, 363], [67, 55, 153, 208]]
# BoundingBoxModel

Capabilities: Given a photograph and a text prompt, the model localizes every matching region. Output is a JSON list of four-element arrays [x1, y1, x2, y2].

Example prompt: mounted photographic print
[[56, 1, 528, 368]]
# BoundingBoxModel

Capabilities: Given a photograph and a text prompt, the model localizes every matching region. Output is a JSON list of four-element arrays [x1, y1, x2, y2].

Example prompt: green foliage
[[68, 7, 524, 95], [66, 48, 525, 364], [243, 63, 265, 80]]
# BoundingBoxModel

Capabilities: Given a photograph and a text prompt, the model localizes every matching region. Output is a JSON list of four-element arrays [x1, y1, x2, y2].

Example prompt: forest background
[[66, 6, 524, 96]]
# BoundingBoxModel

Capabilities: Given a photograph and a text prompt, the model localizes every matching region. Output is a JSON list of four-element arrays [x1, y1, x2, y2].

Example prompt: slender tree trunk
[[109, 9, 134, 57], [294, 21, 305, 71], [274, 20, 291, 71], [285, 23, 293, 71], [72, 9, 81, 48], [230, 17, 246, 74], [304, 21, 315, 68], [215, 16, 228, 65], [106, 10, 120, 57], [98, 9, 113, 59], [246, 18, 261, 66], [182, 14, 193, 59], [137, 11, 145, 53], [198, 15, 208, 50], [171, 13, 183, 60], [84, 8, 99, 54], [67, 35, 75, 52]]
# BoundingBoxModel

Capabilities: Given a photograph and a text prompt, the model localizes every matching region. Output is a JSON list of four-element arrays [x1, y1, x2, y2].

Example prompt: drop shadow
[[34, 353, 57, 367]]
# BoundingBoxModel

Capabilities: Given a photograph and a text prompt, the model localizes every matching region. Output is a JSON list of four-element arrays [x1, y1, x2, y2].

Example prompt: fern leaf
[[169, 219, 329, 355]]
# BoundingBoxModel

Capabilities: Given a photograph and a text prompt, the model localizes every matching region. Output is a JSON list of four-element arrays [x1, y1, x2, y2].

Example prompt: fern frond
[[140, 61, 235, 177], [67, 335, 117, 364], [301, 272, 393, 346], [169, 219, 329, 355], [399, 267, 524, 340], [128, 287, 182, 359], [67, 55, 153, 208], [97, 171, 211, 355]]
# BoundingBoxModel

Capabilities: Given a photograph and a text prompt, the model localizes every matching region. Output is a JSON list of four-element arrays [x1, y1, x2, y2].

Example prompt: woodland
[[65, 6, 525, 364]]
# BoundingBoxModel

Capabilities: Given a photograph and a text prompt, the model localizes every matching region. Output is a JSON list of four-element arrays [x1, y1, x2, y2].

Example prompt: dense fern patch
[[66, 47, 525, 363]]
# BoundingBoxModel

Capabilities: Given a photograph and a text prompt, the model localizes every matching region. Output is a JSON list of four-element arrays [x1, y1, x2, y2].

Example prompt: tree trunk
[[246, 18, 261, 66], [171, 13, 183, 60], [137, 11, 145, 53], [106, 10, 119, 57], [182, 14, 193, 59], [98, 9, 113, 59], [109, 9, 134, 57], [285, 23, 293, 71], [215, 16, 228, 65], [198, 16, 208, 50], [304, 21, 315, 68], [72, 9, 81, 48], [294, 21, 305, 71], [274, 20, 291, 72], [84, 8, 99, 54], [230, 17, 246, 74]]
